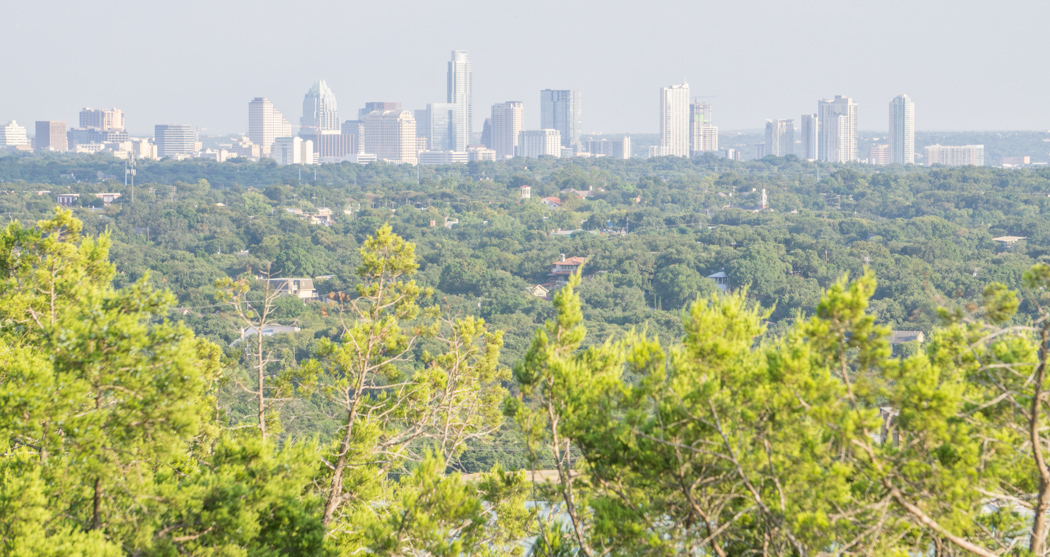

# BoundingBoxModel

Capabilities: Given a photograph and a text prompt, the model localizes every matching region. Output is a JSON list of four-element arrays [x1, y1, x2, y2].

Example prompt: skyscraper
[[660, 83, 690, 157], [447, 51, 472, 140], [248, 97, 291, 156], [517, 129, 561, 158], [490, 101, 523, 159], [363, 110, 417, 165], [889, 94, 915, 165], [800, 114, 818, 161], [764, 119, 795, 157], [35, 121, 67, 151], [416, 103, 463, 152], [272, 137, 315, 165], [690, 101, 716, 153], [79, 108, 124, 131], [154, 124, 197, 158], [301, 79, 339, 132], [540, 89, 581, 148], [817, 96, 858, 163]]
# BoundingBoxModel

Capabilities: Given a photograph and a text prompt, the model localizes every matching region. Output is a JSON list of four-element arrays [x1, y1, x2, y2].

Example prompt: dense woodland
[[5, 152, 1050, 555]]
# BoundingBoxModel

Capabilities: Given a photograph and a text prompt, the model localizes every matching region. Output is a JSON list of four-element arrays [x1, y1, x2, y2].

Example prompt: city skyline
[[3, 0, 1046, 135]]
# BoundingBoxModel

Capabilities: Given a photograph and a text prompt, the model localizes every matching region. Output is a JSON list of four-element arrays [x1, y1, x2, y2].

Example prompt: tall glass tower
[[300, 79, 339, 132], [447, 51, 472, 145], [889, 94, 915, 165], [540, 89, 581, 148]]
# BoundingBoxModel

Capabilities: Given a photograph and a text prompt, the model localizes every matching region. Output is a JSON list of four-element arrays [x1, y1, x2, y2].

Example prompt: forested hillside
[[5, 152, 1050, 555]]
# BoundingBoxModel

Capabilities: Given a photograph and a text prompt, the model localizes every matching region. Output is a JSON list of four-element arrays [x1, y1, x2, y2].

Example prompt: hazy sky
[[5, 0, 1047, 136]]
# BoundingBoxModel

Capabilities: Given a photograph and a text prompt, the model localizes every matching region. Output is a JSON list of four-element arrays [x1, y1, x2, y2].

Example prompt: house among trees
[[542, 196, 562, 209], [549, 255, 585, 285], [57, 193, 80, 206], [265, 278, 317, 300], [529, 283, 553, 300], [889, 330, 925, 344], [96, 192, 122, 206], [707, 271, 729, 293], [993, 235, 1026, 249]]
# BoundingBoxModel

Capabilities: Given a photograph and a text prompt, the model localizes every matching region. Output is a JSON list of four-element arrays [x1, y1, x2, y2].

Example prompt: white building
[[660, 82, 690, 157], [300, 79, 339, 132], [925, 144, 984, 167], [800, 114, 818, 161], [588, 137, 632, 159], [363, 110, 417, 165], [0, 121, 30, 147], [79, 107, 124, 131], [272, 137, 315, 165], [889, 94, 915, 164], [248, 97, 291, 156], [154, 124, 197, 158], [447, 51, 472, 144], [490, 101, 523, 159], [540, 89, 581, 148], [467, 145, 497, 161], [520, 185, 531, 199], [418, 150, 468, 165], [817, 96, 858, 163], [517, 129, 561, 158], [765, 119, 794, 157], [690, 101, 716, 153]]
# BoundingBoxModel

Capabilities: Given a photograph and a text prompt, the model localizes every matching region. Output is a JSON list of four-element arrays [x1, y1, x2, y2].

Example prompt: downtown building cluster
[[1, 55, 987, 168]]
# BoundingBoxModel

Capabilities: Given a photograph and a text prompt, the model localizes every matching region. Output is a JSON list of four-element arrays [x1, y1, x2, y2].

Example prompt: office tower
[[35, 121, 67, 151], [300, 79, 339, 132], [0, 121, 29, 147], [480, 118, 492, 148], [363, 110, 417, 165], [341, 120, 365, 154], [817, 95, 858, 163], [660, 83, 690, 157], [447, 50, 472, 140], [690, 101, 716, 153], [800, 114, 818, 161], [587, 137, 631, 159], [154, 124, 197, 158], [889, 94, 915, 164], [248, 97, 291, 156], [416, 103, 461, 152], [79, 107, 125, 131], [869, 144, 891, 165], [490, 101, 524, 159], [540, 89, 581, 148], [272, 137, 315, 165], [764, 119, 794, 157], [517, 129, 561, 158], [359, 102, 402, 120], [467, 145, 497, 161], [925, 145, 984, 167]]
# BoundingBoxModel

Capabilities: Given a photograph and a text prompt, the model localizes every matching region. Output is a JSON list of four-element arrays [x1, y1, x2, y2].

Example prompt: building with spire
[[300, 79, 339, 132], [447, 51, 472, 143]]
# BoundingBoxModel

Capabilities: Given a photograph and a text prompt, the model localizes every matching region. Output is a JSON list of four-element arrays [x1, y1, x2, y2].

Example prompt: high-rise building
[[800, 114, 818, 161], [416, 103, 462, 152], [248, 97, 291, 156], [447, 51, 472, 140], [660, 83, 690, 157], [154, 124, 197, 158], [490, 101, 524, 159], [925, 144, 984, 167], [359, 102, 402, 120], [690, 101, 716, 154], [540, 89, 581, 148], [587, 137, 631, 159], [889, 94, 915, 165], [0, 121, 29, 148], [301, 79, 339, 132], [869, 144, 891, 165], [517, 129, 561, 158], [341, 120, 365, 154], [765, 119, 794, 157], [79, 107, 125, 131], [272, 136, 315, 165], [363, 110, 417, 165], [817, 95, 858, 163], [35, 121, 67, 151]]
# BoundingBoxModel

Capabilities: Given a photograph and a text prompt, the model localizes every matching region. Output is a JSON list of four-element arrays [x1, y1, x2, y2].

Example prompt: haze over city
[[4, 0, 1048, 135]]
